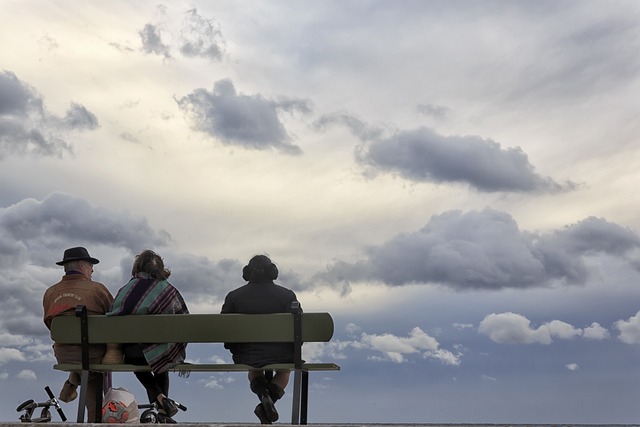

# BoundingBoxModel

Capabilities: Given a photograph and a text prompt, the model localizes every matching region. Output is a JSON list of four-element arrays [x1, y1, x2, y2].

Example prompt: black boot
[[253, 381, 285, 424], [254, 404, 271, 425], [251, 375, 278, 424], [267, 382, 285, 403]]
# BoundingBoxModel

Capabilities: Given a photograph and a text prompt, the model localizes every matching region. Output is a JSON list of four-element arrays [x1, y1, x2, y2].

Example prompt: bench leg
[[95, 372, 104, 423], [76, 370, 89, 423], [301, 370, 309, 425], [75, 370, 104, 423], [290, 368, 302, 424]]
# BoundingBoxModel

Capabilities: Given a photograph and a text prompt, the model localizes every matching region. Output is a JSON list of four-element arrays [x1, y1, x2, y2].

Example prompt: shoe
[[157, 413, 177, 424], [158, 395, 178, 418], [254, 403, 272, 424], [59, 380, 78, 403], [250, 375, 278, 422], [260, 393, 279, 422]]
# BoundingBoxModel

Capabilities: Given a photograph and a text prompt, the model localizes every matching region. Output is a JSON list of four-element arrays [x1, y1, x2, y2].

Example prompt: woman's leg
[[123, 345, 163, 403]]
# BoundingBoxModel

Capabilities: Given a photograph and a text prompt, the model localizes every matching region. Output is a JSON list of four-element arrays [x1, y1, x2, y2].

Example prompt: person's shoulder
[[272, 282, 297, 296], [273, 282, 294, 291], [90, 280, 113, 294], [90, 279, 108, 287], [226, 283, 250, 296], [45, 279, 63, 290]]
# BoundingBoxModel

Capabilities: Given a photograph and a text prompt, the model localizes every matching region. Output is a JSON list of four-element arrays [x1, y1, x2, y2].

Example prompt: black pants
[[123, 344, 169, 404]]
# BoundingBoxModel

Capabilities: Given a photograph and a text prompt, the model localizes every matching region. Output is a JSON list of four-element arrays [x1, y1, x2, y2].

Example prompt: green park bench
[[50, 304, 340, 424]]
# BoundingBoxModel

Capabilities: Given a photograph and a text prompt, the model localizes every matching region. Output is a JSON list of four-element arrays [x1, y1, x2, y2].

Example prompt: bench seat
[[54, 362, 341, 373]]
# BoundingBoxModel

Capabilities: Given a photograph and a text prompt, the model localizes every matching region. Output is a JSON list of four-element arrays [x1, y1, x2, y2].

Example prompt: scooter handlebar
[[44, 386, 67, 422]]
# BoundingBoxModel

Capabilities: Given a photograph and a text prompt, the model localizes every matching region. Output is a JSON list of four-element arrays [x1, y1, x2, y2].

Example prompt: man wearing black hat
[[43, 247, 114, 422]]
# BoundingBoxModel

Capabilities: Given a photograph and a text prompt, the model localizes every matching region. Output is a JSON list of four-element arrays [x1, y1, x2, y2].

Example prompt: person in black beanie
[[221, 254, 299, 424]]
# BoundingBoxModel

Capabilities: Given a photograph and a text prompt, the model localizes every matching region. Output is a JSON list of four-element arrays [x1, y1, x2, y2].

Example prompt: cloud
[[158, 252, 242, 301], [453, 323, 474, 330], [507, 12, 640, 104], [139, 7, 225, 61], [360, 327, 459, 365], [614, 311, 640, 344], [345, 323, 361, 336], [176, 79, 305, 155], [311, 209, 640, 291], [139, 23, 172, 59], [0, 193, 174, 338], [566, 363, 579, 371], [313, 111, 384, 142], [0, 347, 26, 365], [179, 8, 225, 60], [356, 127, 574, 193], [481, 374, 497, 382], [0, 193, 171, 262], [478, 312, 553, 345], [0, 192, 264, 341], [302, 325, 460, 365], [201, 375, 235, 389], [416, 104, 451, 120], [0, 71, 98, 160], [545, 320, 583, 340], [314, 112, 574, 193], [57, 103, 99, 131], [0, 70, 41, 115], [16, 369, 37, 381], [478, 312, 583, 345], [582, 322, 610, 340]]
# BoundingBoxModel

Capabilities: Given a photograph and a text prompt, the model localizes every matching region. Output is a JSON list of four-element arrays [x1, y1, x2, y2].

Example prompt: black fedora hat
[[56, 247, 100, 266]]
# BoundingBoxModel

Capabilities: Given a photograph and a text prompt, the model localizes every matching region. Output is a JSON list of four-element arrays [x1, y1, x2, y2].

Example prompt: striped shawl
[[108, 273, 189, 373]]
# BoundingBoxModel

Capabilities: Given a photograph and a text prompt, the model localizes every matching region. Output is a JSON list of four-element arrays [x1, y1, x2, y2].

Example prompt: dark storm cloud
[[0, 192, 171, 266], [357, 127, 574, 193], [312, 209, 640, 292], [0, 71, 98, 159], [314, 112, 571, 193], [176, 79, 305, 155], [179, 8, 225, 60]]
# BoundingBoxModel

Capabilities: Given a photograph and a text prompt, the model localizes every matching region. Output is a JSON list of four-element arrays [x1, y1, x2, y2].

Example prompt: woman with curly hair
[[109, 250, 189, 423]]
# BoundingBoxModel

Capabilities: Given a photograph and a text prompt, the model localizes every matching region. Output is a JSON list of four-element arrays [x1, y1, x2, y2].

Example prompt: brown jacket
[[43, 272, 114, 330]]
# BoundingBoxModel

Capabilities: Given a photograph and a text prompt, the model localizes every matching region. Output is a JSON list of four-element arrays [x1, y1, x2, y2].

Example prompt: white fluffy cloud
[[615, 311, 640, 344], [582, 322, 610, 340], [16, 369, 37, 381], [478, 312, 587, 344], [359, 327, 459, 365], [0, 347, 26, 365], [302, 325, 460, 365]]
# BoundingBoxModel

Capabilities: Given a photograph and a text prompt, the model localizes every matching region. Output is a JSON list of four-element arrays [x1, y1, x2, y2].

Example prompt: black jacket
[[221, 280, 299, 366]]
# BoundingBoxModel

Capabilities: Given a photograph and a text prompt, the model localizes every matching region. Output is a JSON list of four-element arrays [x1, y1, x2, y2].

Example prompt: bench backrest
[[51, 312, 334, 344]]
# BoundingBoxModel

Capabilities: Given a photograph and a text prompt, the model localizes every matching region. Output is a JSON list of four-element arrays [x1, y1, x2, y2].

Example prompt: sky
[[1, 0, 640, 424]]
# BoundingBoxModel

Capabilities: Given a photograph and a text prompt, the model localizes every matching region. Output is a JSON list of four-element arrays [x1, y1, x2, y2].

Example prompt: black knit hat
[[56, 247, 100, 266]]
